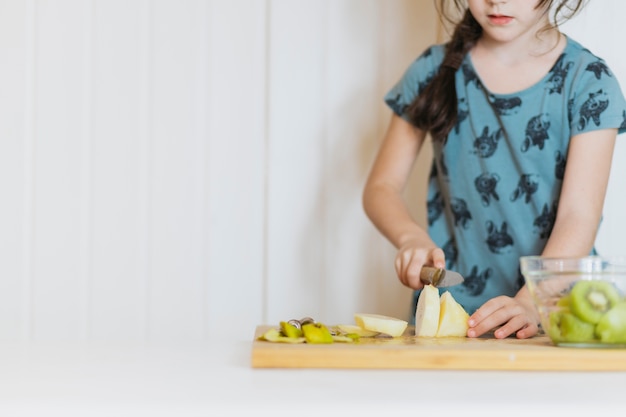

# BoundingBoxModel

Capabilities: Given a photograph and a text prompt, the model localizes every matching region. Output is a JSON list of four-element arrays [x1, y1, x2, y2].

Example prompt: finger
[[396, 251, 415, 287], [515, 322, 539, 339], [468, 297, 515, 337], [430, 248, 446, 269], [493, 314, 528, 339], [405, 256, 423, 289], [468, 296, 508, 327], [394, 256, 407, 286]]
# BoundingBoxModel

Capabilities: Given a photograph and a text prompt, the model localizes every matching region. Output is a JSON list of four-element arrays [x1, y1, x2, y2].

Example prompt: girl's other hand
[[394, 244, 446, 290], [466, 289, 540, 339]]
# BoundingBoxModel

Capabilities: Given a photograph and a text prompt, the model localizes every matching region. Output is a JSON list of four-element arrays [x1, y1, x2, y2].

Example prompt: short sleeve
[[568, 56, 626, 136], [383, 45, 445, 122]]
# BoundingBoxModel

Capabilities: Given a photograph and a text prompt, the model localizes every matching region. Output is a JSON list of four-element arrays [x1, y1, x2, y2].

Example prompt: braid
[[407, 9, 481, 141]]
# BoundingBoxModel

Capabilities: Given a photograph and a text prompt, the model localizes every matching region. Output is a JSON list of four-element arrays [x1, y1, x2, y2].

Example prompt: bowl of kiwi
[[520, 256, 626, 348]]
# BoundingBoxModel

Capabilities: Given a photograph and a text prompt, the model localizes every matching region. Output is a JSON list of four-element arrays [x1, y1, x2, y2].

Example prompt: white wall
[[0, 0, 622, 343]]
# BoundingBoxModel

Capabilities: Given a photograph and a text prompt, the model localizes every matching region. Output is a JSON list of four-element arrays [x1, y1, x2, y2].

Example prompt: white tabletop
[[0, 339, 625, 416]]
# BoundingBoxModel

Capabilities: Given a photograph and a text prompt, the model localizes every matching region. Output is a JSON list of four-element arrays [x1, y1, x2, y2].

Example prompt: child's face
[[468, 0, 552, 44]]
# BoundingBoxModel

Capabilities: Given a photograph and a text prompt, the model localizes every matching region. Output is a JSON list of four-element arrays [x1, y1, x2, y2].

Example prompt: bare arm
[[363, 114, 445, 289], [541, 128, 617, 257]]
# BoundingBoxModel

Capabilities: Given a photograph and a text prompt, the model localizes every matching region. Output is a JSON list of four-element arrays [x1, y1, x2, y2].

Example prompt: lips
[[488, 14, 513, 25]]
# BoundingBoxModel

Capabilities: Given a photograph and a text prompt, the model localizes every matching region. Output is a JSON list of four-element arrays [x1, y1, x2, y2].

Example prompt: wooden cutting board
[[251, 325, 626, 371]]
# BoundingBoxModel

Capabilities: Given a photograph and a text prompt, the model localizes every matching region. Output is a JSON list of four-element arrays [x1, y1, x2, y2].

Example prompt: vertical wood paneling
[[0, 0, 29, 340], [205, 0, 267, 338], [88, 0, 149, 341], [30, 0, 91, 341], [322, 0, 392, 324], [266, 0, 329, 323], [360, 0, 439, 321], [79, 0, 94, 341], [136, 0, 153, 341], [147, 0, 207, 341]]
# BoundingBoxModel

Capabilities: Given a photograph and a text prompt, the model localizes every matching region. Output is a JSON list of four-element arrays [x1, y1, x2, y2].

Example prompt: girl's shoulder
[[401, 43, 446, 84], [415, 43, 446, 67], [562, 35, 609, 67], [558, 35, 623, 90]]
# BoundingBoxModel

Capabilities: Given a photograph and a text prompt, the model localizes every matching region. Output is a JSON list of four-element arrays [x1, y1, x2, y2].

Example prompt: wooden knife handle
[[420, 266, 443, 286]]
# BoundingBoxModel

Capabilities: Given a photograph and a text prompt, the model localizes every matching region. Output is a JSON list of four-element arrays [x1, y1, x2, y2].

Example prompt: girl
[[363, 0, 626, 339]]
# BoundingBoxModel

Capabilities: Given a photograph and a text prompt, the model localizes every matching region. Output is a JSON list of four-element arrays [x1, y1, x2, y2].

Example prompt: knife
[[420, 266, 464, 288]]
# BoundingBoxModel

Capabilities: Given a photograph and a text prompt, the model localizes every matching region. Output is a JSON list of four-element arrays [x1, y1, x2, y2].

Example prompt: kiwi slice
[[569, 280, 621, 324], [302, 322, 334, 344], [556, 294, 570, 308], [546, 311, 565, 343], [596, 302, 626, 344], [280, 321, 303, 338], [559, 312, 596, 343]]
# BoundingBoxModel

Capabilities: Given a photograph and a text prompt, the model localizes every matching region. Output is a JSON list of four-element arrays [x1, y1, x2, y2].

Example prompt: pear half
[[435, 291, 470, 337], [414, 284, 441, 337]]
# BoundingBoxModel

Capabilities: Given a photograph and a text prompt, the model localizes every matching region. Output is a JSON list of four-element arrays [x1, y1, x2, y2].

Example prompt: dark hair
[[407, 0, 587, 141]]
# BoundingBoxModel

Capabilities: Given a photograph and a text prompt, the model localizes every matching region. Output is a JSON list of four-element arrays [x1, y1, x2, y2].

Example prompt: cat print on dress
[[547, 55, 573, 94], [460, 265, 493, 296], [533, 201, 558, 239], [473, 126, 503, 158], [521, 113, 551, 152], [577, 89, 609, 130], [510, 174, 540, 204], [475, 173, 500, 206], [485, 221, 514, 254], [489, 95, 522, 116], [451, 197, 472, 229], [586, 61, 611, 79]]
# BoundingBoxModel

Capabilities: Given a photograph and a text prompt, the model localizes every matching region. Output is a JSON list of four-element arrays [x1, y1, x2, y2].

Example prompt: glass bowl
[[520, 256, 626, 348]]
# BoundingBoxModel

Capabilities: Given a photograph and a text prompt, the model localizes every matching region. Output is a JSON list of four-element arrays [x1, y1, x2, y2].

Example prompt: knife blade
[[420, 266, 464, 288]]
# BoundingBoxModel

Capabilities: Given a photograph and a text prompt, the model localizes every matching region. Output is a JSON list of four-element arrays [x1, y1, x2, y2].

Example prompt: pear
[[331, 334, 356, 343], [414, 284, 440, 337], [354, 313, 408, 337], [435, 291, 469, 337], [336, 324, 379, 337]]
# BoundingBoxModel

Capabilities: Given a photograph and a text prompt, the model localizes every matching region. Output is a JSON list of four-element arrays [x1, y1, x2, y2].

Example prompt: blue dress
[[384, 36, 626, 320]]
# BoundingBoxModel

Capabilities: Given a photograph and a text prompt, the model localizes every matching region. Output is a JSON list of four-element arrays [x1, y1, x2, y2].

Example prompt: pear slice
[[354, 313, 408, 337], [414, 284, 441, 337], [336, 324, 379, 337], [435, 291, 469, 337]]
